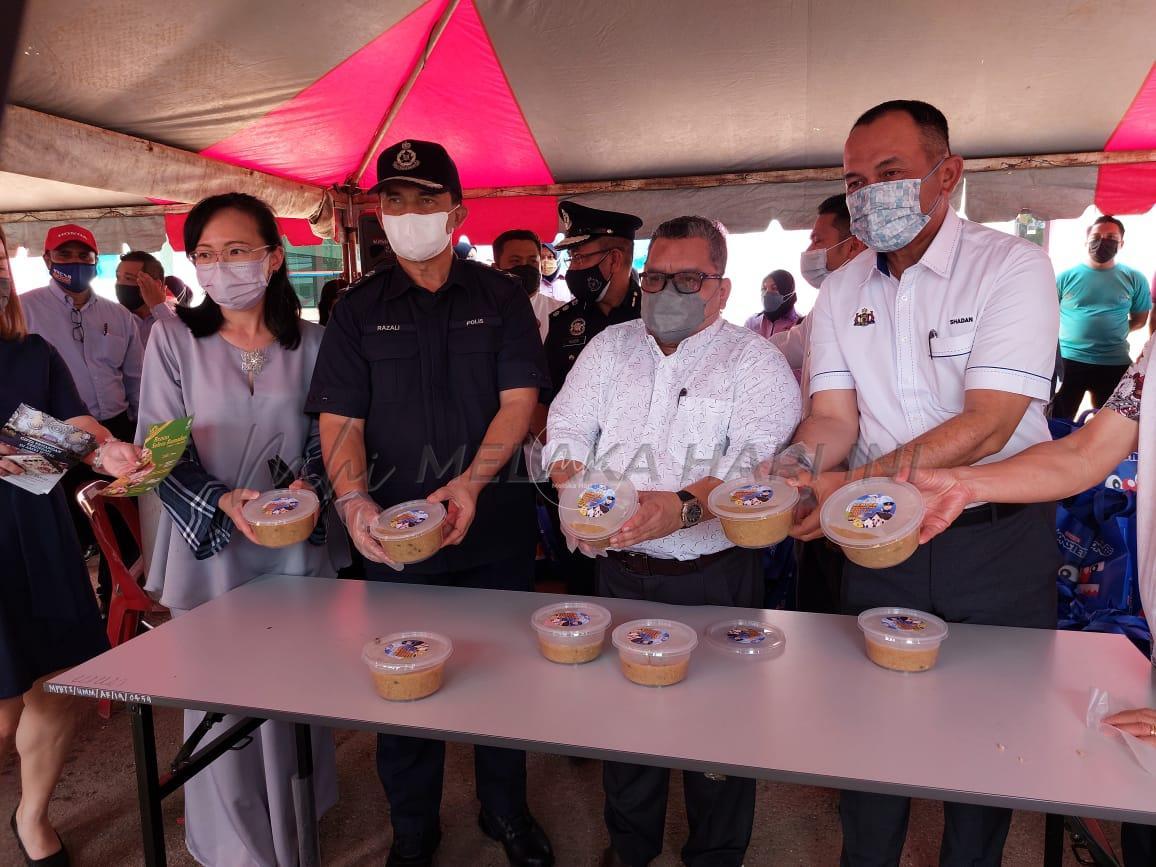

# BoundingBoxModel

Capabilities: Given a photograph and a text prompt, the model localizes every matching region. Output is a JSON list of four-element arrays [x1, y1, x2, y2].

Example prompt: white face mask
[[380, 208, 457, 262], [799, 236, 853, 288], [196, 259, 269, 311]]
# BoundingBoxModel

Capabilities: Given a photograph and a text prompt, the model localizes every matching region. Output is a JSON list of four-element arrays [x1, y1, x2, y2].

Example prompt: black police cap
[[372, 140, 463, 199], [555, 201, 643, 250]]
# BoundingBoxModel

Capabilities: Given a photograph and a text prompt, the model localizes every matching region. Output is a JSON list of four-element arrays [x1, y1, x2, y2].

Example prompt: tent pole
[[459, 148, 1156, 199], [347, 0, 462, 188]]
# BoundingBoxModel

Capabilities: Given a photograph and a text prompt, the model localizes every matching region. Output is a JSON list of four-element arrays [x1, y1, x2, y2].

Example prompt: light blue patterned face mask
[[847, 157, 946, 252]]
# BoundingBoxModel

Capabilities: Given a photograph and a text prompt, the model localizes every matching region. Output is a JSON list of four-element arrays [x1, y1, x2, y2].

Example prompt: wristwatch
[[676, 489, 703, 529]]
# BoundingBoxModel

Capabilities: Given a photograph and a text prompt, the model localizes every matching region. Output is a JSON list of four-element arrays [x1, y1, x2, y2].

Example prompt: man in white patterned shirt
[[546, 216, 800, 867]]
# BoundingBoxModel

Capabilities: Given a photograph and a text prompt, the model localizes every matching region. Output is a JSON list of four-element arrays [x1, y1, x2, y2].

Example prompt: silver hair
[[649, 216, 728, 272]]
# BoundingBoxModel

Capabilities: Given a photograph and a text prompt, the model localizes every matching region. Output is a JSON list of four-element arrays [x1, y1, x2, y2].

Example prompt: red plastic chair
[[76, 480, 168, 717]]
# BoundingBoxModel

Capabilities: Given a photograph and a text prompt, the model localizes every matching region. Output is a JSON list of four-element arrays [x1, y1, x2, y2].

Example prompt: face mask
[[115, 283, 144, 311], [380, 209, 456, 262], [506, 264, 541, 297], [1088, 237, 1119, 264], [50, 262, 97, 294], [762, 290, 795, 317], [0, 276, 11, 313], [642, 285, 709, 346], [800, 236, 853, 288], [565, 252, 613, 304], [847, 157, 946, 252], [541, 256, 559, 281], [195, 260, 269, 311]]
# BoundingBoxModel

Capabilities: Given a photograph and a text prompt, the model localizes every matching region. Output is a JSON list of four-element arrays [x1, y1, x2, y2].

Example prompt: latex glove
[[334, 491, 402, 570], [562, 525, 607, 559]]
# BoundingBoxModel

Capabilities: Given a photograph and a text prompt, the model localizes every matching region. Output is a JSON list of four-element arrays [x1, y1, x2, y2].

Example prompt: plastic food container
[[371, 501, 447, 565], [857, 608, 948, 672], [611, 619, 698, 686], [558, 470, 639, 551], [708, 477, 799, 549], [362, 632, 453, 700], [530, 601, 612, 664], [705, 619, 786, 658], [819, 478, 924, 569], [242, 488, 319, 548]]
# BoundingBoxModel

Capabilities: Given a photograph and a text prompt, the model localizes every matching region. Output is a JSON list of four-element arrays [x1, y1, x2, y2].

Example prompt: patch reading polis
[[393, 141, 419, 171]]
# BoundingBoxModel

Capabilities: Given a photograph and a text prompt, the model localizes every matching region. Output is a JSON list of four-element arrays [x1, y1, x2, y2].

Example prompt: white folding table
[[47, 574, 1156, 866]]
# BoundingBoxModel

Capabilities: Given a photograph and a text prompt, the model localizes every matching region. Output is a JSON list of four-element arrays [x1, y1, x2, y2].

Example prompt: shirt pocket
[[361, 330, 420, 403], [449, 319, 503, 395], [92, 331, 128, 366], [669, 397, 731, 474], [928, 332, 974, 413]]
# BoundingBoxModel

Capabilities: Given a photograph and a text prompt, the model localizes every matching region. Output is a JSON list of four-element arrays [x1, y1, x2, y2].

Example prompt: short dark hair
[[817, 194, 851, 236], [178, 192, 302, 350], [650, 216, 727, 272], [1089, 215, 1125, 237], [853, 99, 950, 159], [317, 277, 347, 327], [119, 250, 164, 281], [492, 229, 541, 263]]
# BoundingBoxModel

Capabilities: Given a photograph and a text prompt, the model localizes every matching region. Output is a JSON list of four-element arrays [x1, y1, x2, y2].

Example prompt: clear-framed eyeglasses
[[188, 245, 275, 266], [639, 270, 724, 295]]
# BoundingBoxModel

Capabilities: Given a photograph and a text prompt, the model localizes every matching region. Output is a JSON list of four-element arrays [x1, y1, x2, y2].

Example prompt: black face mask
[[564, 251, 613, 304], [1088, 237, 1119, 264], [115, 282, 144, 310], [505, 264, 541, 297]]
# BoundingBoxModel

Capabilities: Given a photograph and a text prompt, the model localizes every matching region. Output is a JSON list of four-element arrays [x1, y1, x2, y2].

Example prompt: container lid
[[819, 478, 924, 549], [557, 469, 639, 541], [362, 631, 453, 672], [371, 500, 448, 541], [531, 601, 613, 638], [611, 619, 698, 658], [706, 619, 786, 657], [857, 607, 948, 647], [707, 477, 799, 521], [242, 488, 320, 527]]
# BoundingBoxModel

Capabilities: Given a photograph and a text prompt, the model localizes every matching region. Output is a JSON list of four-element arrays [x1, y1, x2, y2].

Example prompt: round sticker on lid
[[391, 509, 429, 530], [731, 484, 773, 508], [381, 638, 431, 659], [628, 626, 670, 646], [882, 614, 927, 632], [262, 496, 300, 517], [846, 493, 897, 529], [547, 610, 591, 628], [727, 625, 768, 645], [577, 483, 616, 518]]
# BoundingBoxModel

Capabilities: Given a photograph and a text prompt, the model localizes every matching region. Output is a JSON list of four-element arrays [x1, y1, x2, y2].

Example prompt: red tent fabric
[[1096, 62, 1156, 217]]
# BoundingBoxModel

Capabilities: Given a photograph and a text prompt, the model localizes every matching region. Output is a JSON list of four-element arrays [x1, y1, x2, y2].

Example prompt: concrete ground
[[0, 700, 1118, 866]]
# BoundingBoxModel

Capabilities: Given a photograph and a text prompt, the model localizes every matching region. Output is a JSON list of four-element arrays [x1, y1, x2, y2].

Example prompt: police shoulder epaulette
[[344, 268, 381, 294], [551, 300, 576, 318]]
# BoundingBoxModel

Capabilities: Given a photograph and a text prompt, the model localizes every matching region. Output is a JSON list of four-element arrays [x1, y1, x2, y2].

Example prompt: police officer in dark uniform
[[535, 202, 643, 594], [306, 140, 554, 867]]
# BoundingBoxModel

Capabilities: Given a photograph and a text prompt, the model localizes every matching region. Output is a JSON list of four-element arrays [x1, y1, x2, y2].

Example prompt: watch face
[[683, 502, 704, 526]]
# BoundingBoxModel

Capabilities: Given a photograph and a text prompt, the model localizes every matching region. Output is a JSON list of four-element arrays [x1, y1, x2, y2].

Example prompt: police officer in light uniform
[[306, 140, 554, 867]]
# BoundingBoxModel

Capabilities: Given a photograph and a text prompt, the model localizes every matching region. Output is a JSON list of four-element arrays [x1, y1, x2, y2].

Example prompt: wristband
[[92, 438, 121, 472]]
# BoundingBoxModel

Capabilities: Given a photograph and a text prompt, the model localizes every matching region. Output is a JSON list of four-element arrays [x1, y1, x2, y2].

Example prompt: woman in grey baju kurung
[[136, 304, 338, 867]]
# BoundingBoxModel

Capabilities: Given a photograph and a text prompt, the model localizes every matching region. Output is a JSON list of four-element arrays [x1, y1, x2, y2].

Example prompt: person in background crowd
[[136, 193, 338, 867], [307, 140, 554, 867], [494, 229, 563, 341], [789, 99, 1060, 866], [317, 277, 348, 327], [22, 224, 145, 613], [744, 269, 799, 339], [454, 238, 478, 260], [1052, 216, 1150, 420], [906, 326, 1156, 867], [771, 194, 866, 615], [547, 215, 799, 867], [0, 224, 146, 866], [538, 241, 570, 302], [115, 250, 177, 345], [164, 275, 193, 306]]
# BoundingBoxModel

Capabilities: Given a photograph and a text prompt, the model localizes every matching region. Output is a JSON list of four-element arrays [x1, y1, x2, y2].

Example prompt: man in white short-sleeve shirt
[[789, 100, 1060, 867]]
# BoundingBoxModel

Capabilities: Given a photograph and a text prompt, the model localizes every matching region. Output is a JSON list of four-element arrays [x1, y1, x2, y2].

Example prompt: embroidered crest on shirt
[[393, 142, 419, 171], [853, 308, 876, 327], [569, 318, 586, 337]]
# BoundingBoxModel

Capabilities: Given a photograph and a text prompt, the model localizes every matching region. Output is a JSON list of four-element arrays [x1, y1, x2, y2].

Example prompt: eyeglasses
[[70, 305, 84, 343], [49, 250, 97, 265], [187, 245, 274, 266], [563, 248, 612, 270], [639, 270, 724, 295]]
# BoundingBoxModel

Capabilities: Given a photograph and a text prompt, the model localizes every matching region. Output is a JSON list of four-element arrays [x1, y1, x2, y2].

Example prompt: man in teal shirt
[[1053, 215, 1150, 420]]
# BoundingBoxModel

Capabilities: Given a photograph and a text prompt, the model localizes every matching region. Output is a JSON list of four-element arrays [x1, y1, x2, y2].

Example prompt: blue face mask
[[847, 157, 947, 252], [50, 261, 98, 294]]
